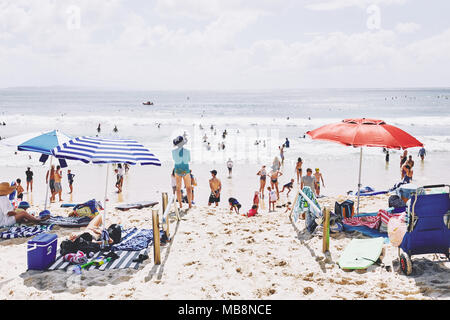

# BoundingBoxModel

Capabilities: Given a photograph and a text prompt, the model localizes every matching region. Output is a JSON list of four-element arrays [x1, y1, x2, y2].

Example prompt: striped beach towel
[[47, 248, 149, 271], [343, 215, 381, 229], [378, 209, 401, 225], [40, 216, 91, 227], [47, 228, 152, 271], [0, 224, 54, 239]]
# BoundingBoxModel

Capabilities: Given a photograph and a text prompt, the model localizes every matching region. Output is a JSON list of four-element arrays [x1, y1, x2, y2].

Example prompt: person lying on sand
[[68, 214, 121, 245], [0, 183, 49, 226]]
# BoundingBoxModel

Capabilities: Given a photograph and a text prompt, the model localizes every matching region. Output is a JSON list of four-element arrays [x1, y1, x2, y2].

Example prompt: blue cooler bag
[[27, 233, 57, 270]]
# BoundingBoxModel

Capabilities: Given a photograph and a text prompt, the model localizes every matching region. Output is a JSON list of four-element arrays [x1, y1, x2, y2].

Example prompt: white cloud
[[395, 22, 421, 34], [0, 0, 449, 89], [305, 0, 408, 11]]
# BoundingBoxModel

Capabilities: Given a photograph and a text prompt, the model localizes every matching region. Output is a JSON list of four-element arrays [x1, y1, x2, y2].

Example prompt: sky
[[0, 0, 449, 90]]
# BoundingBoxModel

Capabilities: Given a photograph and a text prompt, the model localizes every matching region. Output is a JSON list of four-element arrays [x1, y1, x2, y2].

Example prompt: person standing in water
[[279, 146, 285, 166], [418, 147, 426, 161], [400, 150, 408, 179], [25, 167, 33, 192], [113, 125, 118, 133], [226, 158, 233, 178], [97, 124, 101, 134], [257, 165, 267, 199], [295, 158, 303, 184]]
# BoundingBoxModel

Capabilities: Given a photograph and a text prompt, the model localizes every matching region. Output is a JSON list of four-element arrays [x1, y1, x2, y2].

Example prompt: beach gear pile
[[69, 199, 103, 218]]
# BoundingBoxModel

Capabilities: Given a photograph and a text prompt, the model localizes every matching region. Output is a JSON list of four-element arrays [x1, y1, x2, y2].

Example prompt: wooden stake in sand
[[162, 192, 169, 237], [322, 207, 331, 253], [152, 208, 161, 265]]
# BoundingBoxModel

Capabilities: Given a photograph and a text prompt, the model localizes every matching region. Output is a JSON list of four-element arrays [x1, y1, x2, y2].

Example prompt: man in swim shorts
[[313, 168, 325, 196], [208, 170, 221, 207]]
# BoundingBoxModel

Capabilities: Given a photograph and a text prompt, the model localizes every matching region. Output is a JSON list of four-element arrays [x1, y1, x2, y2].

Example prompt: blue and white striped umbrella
[[51, 136, 161, 166], [51, 136, 161, 240]]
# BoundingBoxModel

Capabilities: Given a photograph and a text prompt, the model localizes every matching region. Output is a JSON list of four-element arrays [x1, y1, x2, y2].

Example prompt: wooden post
[[152, 209, 161, 265], [322, 207, 330, 253], [174, 197, 181, 221], [162, 192, 169, 236]]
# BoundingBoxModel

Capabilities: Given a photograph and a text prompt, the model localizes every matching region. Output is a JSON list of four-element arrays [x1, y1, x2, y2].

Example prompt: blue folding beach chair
[[398, 184, 450, 275]]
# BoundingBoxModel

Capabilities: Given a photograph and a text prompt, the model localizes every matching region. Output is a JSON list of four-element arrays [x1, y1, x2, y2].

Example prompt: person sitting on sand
[[253, 191, 259, 209], [246, 205, 258, 217], [208, 170, 221, 207], [268, 186, 277, 212], [0, 182, 48, 226], [280, 179, 295, 196], [228, 197, 241, 214]]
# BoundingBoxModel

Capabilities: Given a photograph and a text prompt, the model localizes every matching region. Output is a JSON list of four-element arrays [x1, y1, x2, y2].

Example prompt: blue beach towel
[[112, 227, 166, 251], [40, 216, 92, 227], [0, 224, 54, 239]]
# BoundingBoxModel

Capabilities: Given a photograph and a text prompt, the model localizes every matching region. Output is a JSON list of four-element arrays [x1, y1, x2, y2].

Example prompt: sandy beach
[[0, 183, 448, 300]]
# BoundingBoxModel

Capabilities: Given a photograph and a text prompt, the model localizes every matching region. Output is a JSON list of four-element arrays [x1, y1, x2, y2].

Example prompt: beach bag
[[335, 200, 354, 219], [388, 213, 407, 247], [70, 199, 102, 218], [388, 195, 405, 208]]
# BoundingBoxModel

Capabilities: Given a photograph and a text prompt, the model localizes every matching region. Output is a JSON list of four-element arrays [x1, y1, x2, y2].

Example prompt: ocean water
[[0, 88, 449, 208]]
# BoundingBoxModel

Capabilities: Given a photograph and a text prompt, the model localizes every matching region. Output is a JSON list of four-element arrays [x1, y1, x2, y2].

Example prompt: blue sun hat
[[18, 201, 30, 209], [39, 210, 51, 218]]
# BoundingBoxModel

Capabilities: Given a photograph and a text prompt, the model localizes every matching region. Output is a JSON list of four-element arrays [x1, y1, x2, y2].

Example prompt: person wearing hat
[[208, 170, 221, 207], [172, 135, 193, 209], [313, 168, 325, 197], [0, 182, 48, 226]]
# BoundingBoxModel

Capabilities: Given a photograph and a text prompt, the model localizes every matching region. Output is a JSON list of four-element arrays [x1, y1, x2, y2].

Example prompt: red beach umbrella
[[306, 118, 423, 213]]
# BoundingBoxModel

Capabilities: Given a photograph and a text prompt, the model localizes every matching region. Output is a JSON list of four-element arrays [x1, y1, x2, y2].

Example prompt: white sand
[[0, 192, 448, 300]]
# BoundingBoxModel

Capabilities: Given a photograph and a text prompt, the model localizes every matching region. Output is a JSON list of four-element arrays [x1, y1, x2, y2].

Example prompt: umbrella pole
[[44, 155, 53, 210], [357, 147, 363, 214], [103, 163, 110, 235]]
